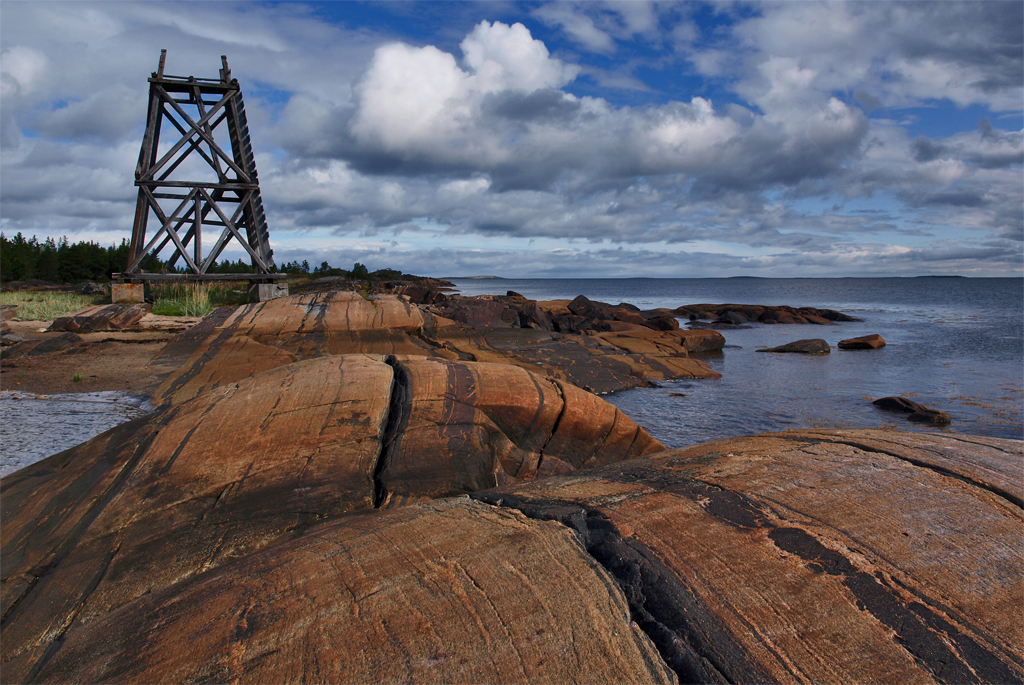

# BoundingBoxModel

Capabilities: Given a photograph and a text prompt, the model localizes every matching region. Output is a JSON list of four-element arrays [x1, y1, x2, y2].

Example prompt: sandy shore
[[0, 315, 200, 396]]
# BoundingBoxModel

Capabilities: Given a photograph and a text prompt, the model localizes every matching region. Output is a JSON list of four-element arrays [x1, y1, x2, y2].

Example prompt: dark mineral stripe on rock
[[475, 430, 1024, 684], [470, 492, 772, 684], [768, 527, 1015, 684], [29, 499, 678, 685], [1, 355, 665, 683]]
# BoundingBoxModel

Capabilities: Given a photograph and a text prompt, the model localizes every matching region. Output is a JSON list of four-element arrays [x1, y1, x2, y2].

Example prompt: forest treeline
[[0, 232, 385, 283]]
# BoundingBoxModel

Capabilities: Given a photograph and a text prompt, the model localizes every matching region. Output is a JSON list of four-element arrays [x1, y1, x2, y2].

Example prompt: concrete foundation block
[[248, 282, 289, 302], [111, 283, 145, 304]]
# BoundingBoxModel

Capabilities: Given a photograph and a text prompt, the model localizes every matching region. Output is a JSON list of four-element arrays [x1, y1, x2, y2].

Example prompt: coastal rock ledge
[[2, 352, 1021, 685]]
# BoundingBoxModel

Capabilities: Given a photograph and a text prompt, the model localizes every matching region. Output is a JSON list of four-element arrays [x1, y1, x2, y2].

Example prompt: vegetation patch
[[0, 291, 98, 320], [149, 283, 247, 317]]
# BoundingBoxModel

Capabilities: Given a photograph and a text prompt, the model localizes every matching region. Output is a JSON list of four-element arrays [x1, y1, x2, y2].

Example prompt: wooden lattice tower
[[126, 50, 274, 275]]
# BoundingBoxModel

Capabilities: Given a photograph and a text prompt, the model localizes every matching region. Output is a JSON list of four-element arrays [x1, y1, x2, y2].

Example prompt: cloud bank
[[1, 1, 1021, 276]]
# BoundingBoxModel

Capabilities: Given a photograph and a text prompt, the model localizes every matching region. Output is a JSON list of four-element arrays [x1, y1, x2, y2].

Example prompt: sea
[[1, 277, 1021, 477], [448, 277, 1024, 448]]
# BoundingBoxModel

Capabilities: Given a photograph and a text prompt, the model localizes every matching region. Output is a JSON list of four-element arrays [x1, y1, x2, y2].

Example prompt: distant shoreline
[[444, 274, 1002, 280]]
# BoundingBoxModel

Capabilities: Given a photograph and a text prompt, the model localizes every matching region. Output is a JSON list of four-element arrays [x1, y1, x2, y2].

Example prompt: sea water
[[449, 277, 1024, 447], [0, 391, 150, 477]]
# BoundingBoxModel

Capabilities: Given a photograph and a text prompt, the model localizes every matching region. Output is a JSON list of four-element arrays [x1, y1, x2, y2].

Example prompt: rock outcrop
[[0, 355, 663, 682], [0, 332, 84, 359], [148, 291, 722, 405], [674, 303, 860, 325], [874, 395, 952, 425], [5, 283, 1015, 685], [5, 427, 1020, 684], [758, 338, 832, 354], [48, 303, 151, 333], [839, 333, 886, 349]]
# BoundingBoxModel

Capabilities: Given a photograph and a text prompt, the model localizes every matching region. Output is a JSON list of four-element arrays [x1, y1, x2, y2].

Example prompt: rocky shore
[[2, 282, 1021, 684]]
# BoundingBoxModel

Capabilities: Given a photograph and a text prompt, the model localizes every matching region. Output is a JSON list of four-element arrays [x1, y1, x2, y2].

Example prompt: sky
[[1, 1, 1021, 278]]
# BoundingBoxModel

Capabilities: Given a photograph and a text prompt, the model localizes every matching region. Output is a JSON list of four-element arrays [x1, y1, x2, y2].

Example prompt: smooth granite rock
[[0, 355, 663, 682], [476, 429, 1023, 684], [148, 292, 721, 406], [27, 499, 677, 685], [5, 429, 1020, 684]]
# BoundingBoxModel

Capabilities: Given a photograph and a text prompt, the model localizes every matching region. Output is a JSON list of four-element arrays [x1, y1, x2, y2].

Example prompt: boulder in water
[[758, 338, 831, 354], [872, 396, 951, 425], [839, 334, 886, 349]]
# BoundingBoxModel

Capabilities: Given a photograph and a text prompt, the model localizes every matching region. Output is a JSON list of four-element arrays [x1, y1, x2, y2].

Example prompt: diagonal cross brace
[[127, 52, 275, 276], [138, 86, 247, 182]]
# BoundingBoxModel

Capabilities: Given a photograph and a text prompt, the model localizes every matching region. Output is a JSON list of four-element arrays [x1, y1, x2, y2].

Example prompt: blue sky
[[1, 1, 1021, 277]]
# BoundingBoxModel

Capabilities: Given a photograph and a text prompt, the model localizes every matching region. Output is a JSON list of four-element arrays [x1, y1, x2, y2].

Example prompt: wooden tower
[[125, 50, 274, 275]]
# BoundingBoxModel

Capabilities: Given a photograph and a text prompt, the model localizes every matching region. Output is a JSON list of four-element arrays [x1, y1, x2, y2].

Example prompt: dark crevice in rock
[[535, 381, 567, 474], [476, 467, 1022, 685], [785, 435, 1024, 512], [470, 493, 770, 685], [375, 356, 410, 508]]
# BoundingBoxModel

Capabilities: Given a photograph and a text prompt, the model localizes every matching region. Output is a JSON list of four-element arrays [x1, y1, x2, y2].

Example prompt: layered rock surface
[[149, 291, 721, 405], [0, 355, 663, 682], [5, 427, 1020, 684], [476, 429, 1023, 684], [47, 303, 151, 333]]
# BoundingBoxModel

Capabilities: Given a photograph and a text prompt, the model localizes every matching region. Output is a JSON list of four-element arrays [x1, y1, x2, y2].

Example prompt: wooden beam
[[141, 86, 236, 181], [157, 87, 248, 180], [200, 187, 269, 272], [113, 273, 288, 281], [136, 180, 257, 190]]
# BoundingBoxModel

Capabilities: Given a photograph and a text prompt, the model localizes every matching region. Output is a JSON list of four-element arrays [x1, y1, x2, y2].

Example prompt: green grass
[[149, 283, 247, 317], [0, 291, 98, 320]]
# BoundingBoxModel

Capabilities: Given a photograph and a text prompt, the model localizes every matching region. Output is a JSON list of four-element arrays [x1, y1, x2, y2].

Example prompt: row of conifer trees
[[0, 232, 385, 283]]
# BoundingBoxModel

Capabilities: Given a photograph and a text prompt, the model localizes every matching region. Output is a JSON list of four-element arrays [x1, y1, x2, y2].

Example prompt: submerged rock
[[907, 408, 953, 425], [873, 396, 952, 425], [839, 333, 886, 349], [758, 338, 831, 354]]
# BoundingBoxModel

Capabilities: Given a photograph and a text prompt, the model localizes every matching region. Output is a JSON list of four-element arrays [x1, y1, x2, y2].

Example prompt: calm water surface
[[450, 277, 1024, 447], [0, 391, 150, 477]]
